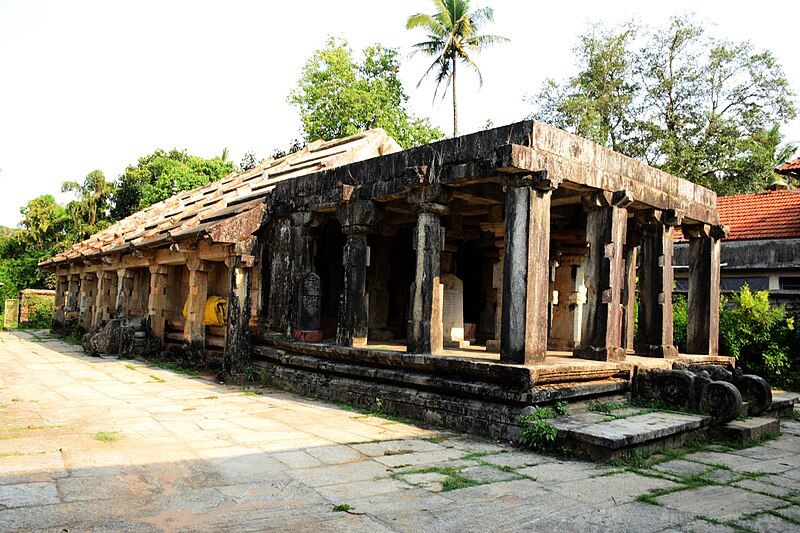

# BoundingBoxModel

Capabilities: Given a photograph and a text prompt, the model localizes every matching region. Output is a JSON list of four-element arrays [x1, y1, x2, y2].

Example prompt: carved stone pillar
[[574, 192, 630, 361], [622, 244, 638, 353], [548, 256, 586, 351], [336, 200, 377, 347], [500, 175, 553, 365], [66, 274, 81, 321], [114, 268, 134, 318], [407, 187, 449, 354], [54, 273, 68, 328], [93, 270, 116, 324], [148, 265, 170, 342], [685, 224, 726, 356], [635, 209, 680, 358], [224, 254, 255, 374], [184, 259, 212, 361], [79, 272, 95, 328]]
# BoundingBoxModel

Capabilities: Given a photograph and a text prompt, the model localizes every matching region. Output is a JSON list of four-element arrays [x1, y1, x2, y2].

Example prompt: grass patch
[[423, 435, 449, 444], [92, 431, 119, 443], [332, 503, 353, 513], [124, 363, 137, 370], [393, 466, 483, 492], [0, 451, 22, 458], [203, 395, 219, 400], [149, 374, 165, 383], [588, 399, 629, 415], [242, 391, 263, 397]]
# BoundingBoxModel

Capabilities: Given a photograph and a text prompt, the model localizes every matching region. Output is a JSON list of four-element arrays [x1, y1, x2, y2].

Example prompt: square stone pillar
[[224, 255, 254, 375], [184, 260, 212, 361], [500, 176, 554, 365], [93, 270, 116, 324], [548, 257, 585, 351], [336, 200, 377, 347], [685, 224, 726, 356], [635, 209, 680, 358], [79, 272, 96, 329], [66, 274, 81, 320], [148, 265, 170, 342], [622, 245, 638, 353], [115, 268, 134, 318], [574, 192, 630, 361], [407, 187, 449, 354], [54, 273, 68, 328]]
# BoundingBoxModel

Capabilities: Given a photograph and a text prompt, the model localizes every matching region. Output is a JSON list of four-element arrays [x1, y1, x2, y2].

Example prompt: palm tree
[[407, 0, 508, 136]]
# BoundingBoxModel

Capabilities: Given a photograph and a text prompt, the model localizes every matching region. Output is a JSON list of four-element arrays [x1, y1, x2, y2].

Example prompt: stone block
[[711, 417, 780, 445]]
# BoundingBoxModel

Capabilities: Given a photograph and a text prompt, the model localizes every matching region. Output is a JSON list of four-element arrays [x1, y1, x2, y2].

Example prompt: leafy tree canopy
[[530, 16, 797, 195], [289, 37, 444, 148], [62, 169, 114, 239], [112, 149, 235, 219]]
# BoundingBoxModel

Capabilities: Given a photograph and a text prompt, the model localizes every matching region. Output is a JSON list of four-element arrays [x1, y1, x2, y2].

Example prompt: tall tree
[[407, 0, 508, 136], [531, 16, 797, 195], [62, 170, 114, 238], [112, 149, 235, 219], [289, 38, 443, 148]]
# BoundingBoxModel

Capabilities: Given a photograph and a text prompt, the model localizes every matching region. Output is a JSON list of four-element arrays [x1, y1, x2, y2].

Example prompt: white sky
[[0, 1, 798, 227]]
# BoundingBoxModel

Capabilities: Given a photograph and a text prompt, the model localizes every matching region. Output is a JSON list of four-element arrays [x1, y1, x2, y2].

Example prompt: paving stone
[[271, 450, 324, 469], [653, 459, 713, 477], [553, 411, 706, 449], [662, 519, 738, 532], [371, 447, 466, 467], [733, 478, 798, 498], [401, 471, 450, 490], [550, 471, 677, 505], [351, 438, 443, 457], [478, 451, 548, 468], [775, 505, 800, 522], [738, 512, 799, 532], [656, 485, 785, 521], [304, 444, 366, 465], [517, 460, 612, 483], [534, 501, 694, 532], [286, 460, 390, 487], [461, 465, 519, 484]]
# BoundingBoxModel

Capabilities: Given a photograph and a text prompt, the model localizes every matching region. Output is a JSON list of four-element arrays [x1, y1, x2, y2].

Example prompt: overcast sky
[[0, 0, 798, 227]]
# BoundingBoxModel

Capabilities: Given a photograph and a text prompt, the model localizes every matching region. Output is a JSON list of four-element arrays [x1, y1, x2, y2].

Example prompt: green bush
[[673, 294, 688, 352], [718, 285, 798, 389], [20, 295, 54, 330]]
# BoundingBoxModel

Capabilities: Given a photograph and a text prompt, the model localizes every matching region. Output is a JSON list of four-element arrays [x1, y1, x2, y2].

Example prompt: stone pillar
[[224, 254, 254, 374], [548, 257, 586, 351], [685, 224, 725, 356], [500, 177, 553, 365], [622, 245, 638, 353], [93, 270, 116, 324], [336, 200, 376, 347], [54, 274, 68, 328], [574, 192, 629, 361], [66, 273, 81, 321], [114, 268, 134, 318], [79, 272, 95, 328], [407, 187, 449, 354], [635, 209, 680, 358], [184, 259, 212, 361], [147, 265, 170, 342]]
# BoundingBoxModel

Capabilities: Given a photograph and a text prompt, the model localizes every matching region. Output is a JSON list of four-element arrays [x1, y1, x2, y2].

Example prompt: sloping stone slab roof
[[41, 129, 401, 267]]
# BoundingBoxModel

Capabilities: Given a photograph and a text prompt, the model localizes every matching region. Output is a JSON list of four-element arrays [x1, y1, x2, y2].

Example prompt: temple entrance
[[314, 218, 345, 340]]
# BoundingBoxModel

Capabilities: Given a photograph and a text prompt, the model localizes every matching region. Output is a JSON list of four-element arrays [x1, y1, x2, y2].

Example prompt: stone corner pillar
[[224, 254, 255, 374], [573, 191, 630, 362], [147, 265, 170, 342], [93, 270, 116, 325], [336, 200, 377, 348], [114, 268, 134, 319], [65, 273, 81, 322], [499, 175, 554, 365], [79, 272, 96, 329], [407, 186, 449, 354], [184, 259, 213, 362], [684, 223, 725, 356], [635, 209, 681, 358], [53, 273, 68, 329]]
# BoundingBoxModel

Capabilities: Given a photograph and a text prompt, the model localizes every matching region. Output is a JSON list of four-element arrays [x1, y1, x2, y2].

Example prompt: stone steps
[[550, 411, 708, 460]]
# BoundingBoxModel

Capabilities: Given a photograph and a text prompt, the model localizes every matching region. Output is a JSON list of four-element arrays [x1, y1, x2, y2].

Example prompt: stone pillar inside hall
[[499, 174, 554, 365], [635, 209, 681, 358], [622, 244, 639, 353], [148, 265, 170, 342], [480, 205, 504, 353], [184, 259, 212, 362], [93, 270, 116, 324], [407, 186, 449, 354], [684, 223, 726, 356], [548, 256, 586, 351], [573, 191, 630, 361], [336, 200, 377, 347], [289, 212, 322, 342], [66, 273, 81, 321]]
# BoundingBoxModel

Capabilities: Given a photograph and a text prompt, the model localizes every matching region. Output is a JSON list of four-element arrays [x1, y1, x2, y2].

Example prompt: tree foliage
[[531, 16, 797, 195], [407, 0, 508, 136], [62, 170, 114, 239], [289, 37, 444, 148], [112, 149, 235, 219]]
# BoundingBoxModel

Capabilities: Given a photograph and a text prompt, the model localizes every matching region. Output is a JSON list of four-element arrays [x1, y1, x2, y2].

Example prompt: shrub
[[20, 295, 54, 330], [673, 294, 688, 352], [718, 286, 799, 390]]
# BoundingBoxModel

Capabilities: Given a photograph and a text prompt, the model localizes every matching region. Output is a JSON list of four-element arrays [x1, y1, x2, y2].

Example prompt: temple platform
[[248, 333, 740, 441]]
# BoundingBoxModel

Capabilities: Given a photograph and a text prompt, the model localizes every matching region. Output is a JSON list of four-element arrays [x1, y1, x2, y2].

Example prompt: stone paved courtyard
[[1, 331, 800, 532]]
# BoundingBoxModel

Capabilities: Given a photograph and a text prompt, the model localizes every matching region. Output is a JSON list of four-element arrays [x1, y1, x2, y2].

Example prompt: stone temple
[[41, 121, 785, 447]]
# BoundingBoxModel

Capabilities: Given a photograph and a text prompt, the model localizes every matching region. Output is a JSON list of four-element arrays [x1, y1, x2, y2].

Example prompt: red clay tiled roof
[[776, 157, 800, 174], [715, 189, 800, 241]]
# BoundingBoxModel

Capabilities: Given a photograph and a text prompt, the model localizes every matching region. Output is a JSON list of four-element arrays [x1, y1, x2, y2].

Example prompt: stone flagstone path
[[1, 330, 800, 531]]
